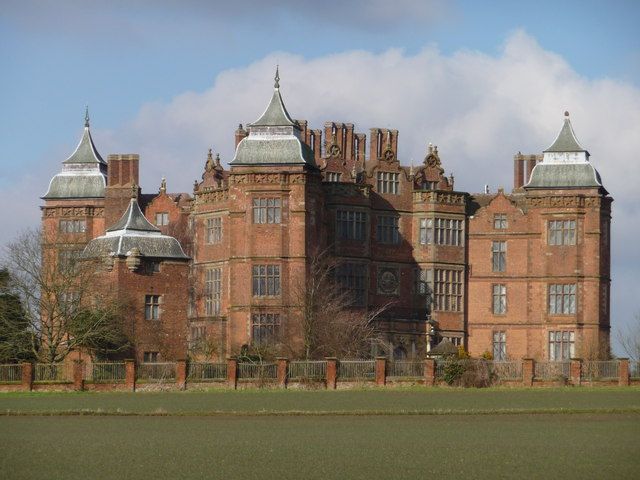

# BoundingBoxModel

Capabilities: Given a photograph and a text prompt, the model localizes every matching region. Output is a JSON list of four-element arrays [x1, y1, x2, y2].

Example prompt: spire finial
[[131, 183, 138, 199], [274, 65, 280, 89], [205, 148, 214, 172], [84, 106, 90, 128], [159, 177, 167, 194], [564, 110, 570, 118]]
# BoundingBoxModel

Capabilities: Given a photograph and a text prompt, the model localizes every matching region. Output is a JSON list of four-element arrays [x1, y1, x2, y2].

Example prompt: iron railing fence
[[34, 363, 73, 382], [0, 364, 21, 382], [489, 361, 523, 381], [435, 359, 447, 378], [237, 363, 277, 380], [338, 360, 375, 381], [533, 361, 571, 380], [187, 362, 227, 381], [387, 361, 423, 378], [136, 362, 176, 381], [630, 361, 640, 379], [287, 361, 326, 380], [581, 360, 619, 381], [84, 362, 126, 382]]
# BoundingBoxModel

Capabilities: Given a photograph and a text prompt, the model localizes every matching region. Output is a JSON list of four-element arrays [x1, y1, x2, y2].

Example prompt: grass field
[[1, 388, 639, 479], [1, 386, 640, 415]]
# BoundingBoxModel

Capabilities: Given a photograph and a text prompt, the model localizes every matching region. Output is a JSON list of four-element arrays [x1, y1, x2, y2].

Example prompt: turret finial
[[205, 148, 214, 172], [274, 65, 280, 89], [84, 106, 90, 128], [564, 110, 570, 117], [131, 183, 138, 199], [159, 177, 167, 194]]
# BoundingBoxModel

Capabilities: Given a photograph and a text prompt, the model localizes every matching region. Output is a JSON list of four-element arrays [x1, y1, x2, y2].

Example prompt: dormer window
[[422, 181, 438, 190], [326, 172, 342, 182]]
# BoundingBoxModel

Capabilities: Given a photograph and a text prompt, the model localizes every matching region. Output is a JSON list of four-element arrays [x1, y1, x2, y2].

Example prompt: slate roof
[[544, 114, 588, 154], [43, 173, 107, 199], [106, 199, 160, 233], [526, 163, 603, 189], [250, 88, 298, 128], [63, 126, 106, 165], [526, 113, 604, 191], [230, 70, 316, 167], [83, 199, 188, 260], [43, 118, 107, 199], [231, 136, 316, 166]]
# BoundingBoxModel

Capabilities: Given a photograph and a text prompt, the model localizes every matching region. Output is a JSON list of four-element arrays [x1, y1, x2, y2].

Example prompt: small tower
[[211, 68, 323, 356], [43, 108, 108, 200], [84, 198, 190, 362], [523, 112, 611, 359], [230, 67, 316, 167], [41, 109, 108, 255], [525, 112, 604, 191]]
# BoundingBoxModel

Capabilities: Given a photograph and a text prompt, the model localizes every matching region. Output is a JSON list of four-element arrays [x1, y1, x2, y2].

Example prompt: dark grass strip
[[3, 406, 640, 416]]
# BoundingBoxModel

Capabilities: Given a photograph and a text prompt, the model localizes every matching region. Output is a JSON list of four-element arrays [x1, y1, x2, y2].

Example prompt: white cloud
[[6, 30, 640, 352]]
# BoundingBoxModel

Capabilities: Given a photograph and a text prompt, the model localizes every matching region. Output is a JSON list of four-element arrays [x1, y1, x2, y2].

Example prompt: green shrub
[[443, 360, 466, 385]]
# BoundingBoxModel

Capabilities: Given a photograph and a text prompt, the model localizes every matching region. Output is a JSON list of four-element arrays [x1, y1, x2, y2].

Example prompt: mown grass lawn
[[1, 388, 639, 479], [1, 386, 640, 415], [1, 414, 639, 479]]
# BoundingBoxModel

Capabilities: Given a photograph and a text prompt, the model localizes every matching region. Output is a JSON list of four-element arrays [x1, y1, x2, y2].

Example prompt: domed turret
[[43, 108, 108, 199]]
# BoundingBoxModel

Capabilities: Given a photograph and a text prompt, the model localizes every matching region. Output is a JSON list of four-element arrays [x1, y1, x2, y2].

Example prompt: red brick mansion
[[42, 71, 612, 362]]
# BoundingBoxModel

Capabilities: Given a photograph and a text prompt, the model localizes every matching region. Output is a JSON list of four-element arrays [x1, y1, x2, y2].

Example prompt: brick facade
[[41, 82, 611, 363]]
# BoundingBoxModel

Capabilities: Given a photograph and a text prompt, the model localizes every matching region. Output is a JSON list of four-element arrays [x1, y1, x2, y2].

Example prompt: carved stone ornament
[[526, 195, 600, 208], [413, 191, 465, 205], [328, 143, 341, 158], [377, 267, 400, 295], [254, 173, 280, 184], [383, 149, 395, 162], [231, 174, 248, 185], [196, 189, 229, 204], [425, 154, 440, 168], [205, 149, 215, 172], [289, 174, 306, 184]]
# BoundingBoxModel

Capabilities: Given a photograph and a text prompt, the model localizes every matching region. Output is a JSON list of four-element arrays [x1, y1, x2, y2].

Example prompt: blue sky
[[1, 0, 639, 354], [1, 0, 638, 175]]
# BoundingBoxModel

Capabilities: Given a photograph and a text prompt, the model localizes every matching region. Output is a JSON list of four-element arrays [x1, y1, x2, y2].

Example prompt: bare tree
[[0, 228, 130, 363], [617, 312, 640, 361], [296, 247, 390, 360]]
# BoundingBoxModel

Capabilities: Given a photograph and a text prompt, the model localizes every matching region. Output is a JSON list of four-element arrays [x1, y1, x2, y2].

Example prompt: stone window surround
[[205, 216, 223, 244], [144, 294, 162, 321]]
